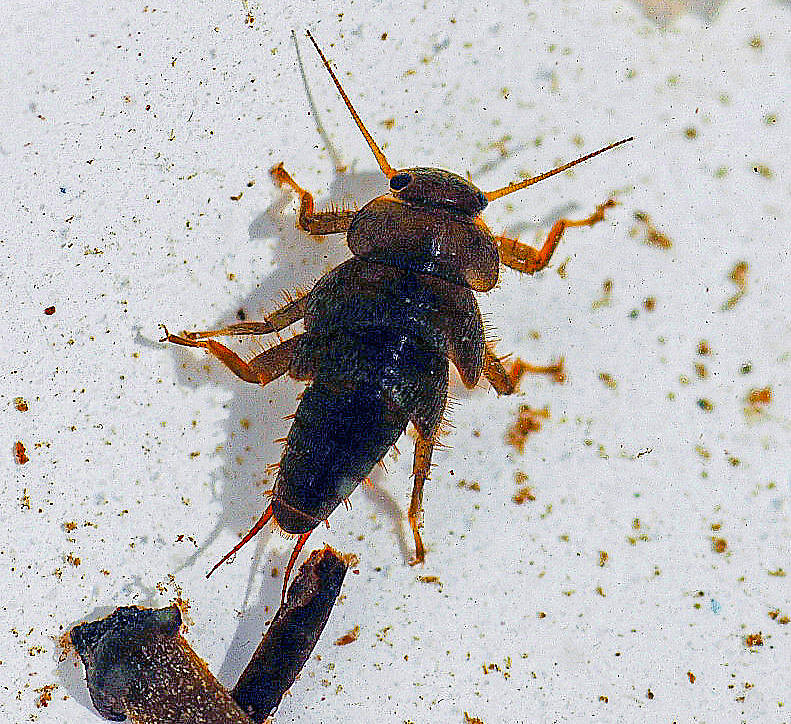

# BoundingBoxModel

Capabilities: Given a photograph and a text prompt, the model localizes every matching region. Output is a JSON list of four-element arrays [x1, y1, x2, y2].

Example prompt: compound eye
[[389, 172, 412, 191]]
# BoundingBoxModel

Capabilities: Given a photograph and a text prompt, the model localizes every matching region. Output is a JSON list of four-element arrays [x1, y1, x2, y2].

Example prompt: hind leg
[[175, 296, 308, 341], [407, 433, 436, 565], [482, 344, 565, 395]]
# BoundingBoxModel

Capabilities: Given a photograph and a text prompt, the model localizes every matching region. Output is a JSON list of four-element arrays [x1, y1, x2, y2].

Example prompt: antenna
[[485, 137, 634, 202], [306, 30, 396, 179]]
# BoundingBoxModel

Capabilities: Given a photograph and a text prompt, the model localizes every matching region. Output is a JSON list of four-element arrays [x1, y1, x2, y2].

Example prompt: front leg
[[271, 163, 355, 236], [497, 199, 616, 274]]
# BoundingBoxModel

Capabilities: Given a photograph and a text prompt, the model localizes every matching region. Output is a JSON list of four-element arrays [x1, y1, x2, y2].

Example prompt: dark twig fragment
[[232, 545, 350, 721], [70, 546, 349, 722], [70, 606, 252, 723]]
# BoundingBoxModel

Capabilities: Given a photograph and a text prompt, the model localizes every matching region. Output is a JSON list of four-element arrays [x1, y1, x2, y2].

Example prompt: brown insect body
[[163, 31, 631, 596], [277, 188, 491, 533]]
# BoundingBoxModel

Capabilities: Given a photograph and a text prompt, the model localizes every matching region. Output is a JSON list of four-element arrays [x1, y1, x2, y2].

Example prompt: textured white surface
[[2, 1, 789, 722]]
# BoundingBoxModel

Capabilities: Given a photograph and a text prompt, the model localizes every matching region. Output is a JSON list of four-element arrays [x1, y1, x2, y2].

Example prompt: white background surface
[[2, 1, 789, 722]]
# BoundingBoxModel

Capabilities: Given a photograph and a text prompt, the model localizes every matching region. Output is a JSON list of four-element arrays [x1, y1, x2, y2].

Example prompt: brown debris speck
[[506, 405, 550, 453], [711, 537, 727, 554], [687, 671, 696, 684], [627, 518, 650, 545], [14, 441, 29, 465], [512, 486, 536, 504], [694, 445, 710, 459], [44, 305, 56, 315], [334, 625, 360, 646], [418, 575, 442, 587], [14, 397, 29, 412], [599, 372, 617, 389], [464, 713, 485, 724], [747, 387, 771, 405], [744, 386, 771, 419], [457, 479, 480, 491], [592, 278, 613, 308], [745, 632, 763, 648], [34, 684, 56, 708], [633, 211, 672, 249], [768, 609, 791, 625], [723, 260, 747, 309]]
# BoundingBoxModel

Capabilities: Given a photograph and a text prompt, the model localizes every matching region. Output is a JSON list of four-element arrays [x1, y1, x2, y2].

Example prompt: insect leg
[[408, 433, 435, 565], [482, 344, 519, 395], [482, 344, 565, 395], [496, 199, 616, 274], [271, 162, 356, 235], [177, 296, 308, 340], [161, 327, 303, 385], [506, 357, 566, 385]]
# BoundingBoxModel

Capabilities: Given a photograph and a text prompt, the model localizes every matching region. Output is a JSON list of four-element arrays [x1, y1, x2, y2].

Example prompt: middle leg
[[161, 327, 303, 386], [482, 343, 565, 395]]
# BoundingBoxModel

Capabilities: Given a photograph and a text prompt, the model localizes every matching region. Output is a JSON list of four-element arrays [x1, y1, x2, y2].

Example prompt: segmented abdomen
[[273, 261, 451, 533]]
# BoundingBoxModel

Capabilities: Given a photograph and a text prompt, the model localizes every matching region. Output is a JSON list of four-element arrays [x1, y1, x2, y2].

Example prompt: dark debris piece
[[70, 605, 252, 723], [70, 545, 349, 722], [232, 545, 349, 721]]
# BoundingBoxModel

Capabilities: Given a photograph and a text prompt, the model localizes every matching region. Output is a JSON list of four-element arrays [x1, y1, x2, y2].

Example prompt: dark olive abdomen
[[274, 377, 408, 533], [273, 261, 454, 533]]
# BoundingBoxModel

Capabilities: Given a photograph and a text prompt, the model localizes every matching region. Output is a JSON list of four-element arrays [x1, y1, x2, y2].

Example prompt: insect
[[162, 31, 631, 597]]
